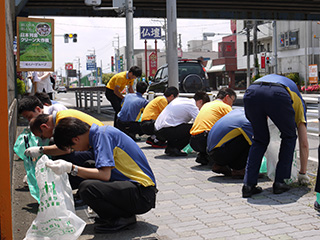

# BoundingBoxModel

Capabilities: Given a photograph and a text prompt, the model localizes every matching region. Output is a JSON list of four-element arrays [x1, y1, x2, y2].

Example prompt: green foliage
[[286, 73, 301, 85], [102, 73, 115, 85], [251, 73, 262, 82], [16, 78, 25, 95]]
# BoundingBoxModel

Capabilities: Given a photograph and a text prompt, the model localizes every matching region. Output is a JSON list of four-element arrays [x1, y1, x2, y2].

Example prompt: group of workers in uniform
[[18, 66, 319, 233]]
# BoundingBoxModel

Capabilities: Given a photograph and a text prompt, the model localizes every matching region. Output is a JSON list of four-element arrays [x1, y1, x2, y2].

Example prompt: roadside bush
[[16, 78, 25, 96], [102, 73, 115, 85]]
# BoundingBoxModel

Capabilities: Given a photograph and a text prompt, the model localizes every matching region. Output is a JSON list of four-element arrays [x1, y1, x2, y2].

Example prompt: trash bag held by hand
[[14, 128, 42, 203], [24, 155, 86, 240], [265, 120, 298, 184]]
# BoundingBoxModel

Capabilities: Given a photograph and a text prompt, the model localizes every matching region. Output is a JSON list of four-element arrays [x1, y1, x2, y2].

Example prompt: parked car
[[57, 86, 67, 93], [148, 59, 210, 93]]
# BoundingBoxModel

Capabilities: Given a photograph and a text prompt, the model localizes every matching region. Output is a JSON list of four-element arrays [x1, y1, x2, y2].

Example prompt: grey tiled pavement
[[78, 135, 320, 240]]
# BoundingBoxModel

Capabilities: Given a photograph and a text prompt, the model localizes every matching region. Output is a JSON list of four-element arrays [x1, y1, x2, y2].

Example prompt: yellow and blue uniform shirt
[[89, 124, 156, 187], [117, 92, 149, 122], [254, 74, 306, 126], [106, 71, 134, 92], [207, 109, 253, 152], [53, 109, 104, 126]]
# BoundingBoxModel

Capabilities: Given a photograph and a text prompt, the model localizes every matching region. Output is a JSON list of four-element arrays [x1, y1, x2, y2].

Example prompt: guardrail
[[73, 87, 320, 135]]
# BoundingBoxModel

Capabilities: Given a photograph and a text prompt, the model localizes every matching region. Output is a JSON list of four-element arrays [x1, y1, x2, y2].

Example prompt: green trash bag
[[259, 156, 267, 173], [182, 144, 194, 154], [13, 128, 46, 203]]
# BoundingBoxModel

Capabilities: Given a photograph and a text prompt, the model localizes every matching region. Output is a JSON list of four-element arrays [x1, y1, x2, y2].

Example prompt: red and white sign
[[65, 62, 73, 70], [309, 64, 318, 84], [177, 48, 183, 58], [149, 52, 157, 77]]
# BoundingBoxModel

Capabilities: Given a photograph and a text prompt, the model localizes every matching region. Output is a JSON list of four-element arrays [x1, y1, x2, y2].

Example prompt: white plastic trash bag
[[24, 155, 86, 240], [265, 120, 298, 184]]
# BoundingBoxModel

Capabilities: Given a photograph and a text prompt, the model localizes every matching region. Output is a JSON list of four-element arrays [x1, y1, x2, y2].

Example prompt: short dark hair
[[18, 96, 43, 114], [164, 87, 179, 98], [136, 81, 148, 94], [35, 92, 52, 105], [129, 66, 142, 78], [30, 114, 50, 133], [193, 91, 210, 104], [216, 87, 237, 101], [54, 117, 90, 150]]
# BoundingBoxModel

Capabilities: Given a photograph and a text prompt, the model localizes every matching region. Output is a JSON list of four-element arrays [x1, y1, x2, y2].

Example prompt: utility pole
[[272, 21, 278, 74], [246, 21, 252, 88], [113, 35, 120, 72], [166, 0, 179, 89], [125, 0, 134, 69], [253, 21, 259, 77]]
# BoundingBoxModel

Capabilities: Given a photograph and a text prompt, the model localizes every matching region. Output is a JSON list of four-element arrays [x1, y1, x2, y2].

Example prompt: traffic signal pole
[[125, 0, 134, 69]]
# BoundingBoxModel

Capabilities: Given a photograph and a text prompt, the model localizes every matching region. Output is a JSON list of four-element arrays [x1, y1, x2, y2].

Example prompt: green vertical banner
[[17, 17, 54, 72]]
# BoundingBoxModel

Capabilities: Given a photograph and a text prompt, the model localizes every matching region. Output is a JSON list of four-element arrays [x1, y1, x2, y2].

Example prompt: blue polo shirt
[[207, 109, 253, 152], [89, 124, 156, 187], [117, 92, 149, 122], [254, 74, 307, 126]]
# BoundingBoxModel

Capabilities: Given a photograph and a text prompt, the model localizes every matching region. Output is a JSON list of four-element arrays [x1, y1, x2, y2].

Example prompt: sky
[[49, 17, 231, 76]]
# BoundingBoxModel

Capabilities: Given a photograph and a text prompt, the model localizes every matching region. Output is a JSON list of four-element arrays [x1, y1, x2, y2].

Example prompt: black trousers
[[116, 119, 144, 137], [208, 134, 250, 170], [190, 131, 208, 154], [78, 180, 157, 219], [141, 120, 156, 135], [105, 88, 122, 127], [155, 123, 192, 150]]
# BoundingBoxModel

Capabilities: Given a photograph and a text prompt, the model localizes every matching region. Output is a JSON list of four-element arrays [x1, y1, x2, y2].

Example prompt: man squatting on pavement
[[189, 88, 236, 166], [154, 91, 210, 157], [140, 86, 179, 148], [116, 81, 149, 141], [45, 118, 157, 233]]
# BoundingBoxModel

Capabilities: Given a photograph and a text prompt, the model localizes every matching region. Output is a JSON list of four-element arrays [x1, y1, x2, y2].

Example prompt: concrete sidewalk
[[76, 134, 320, 239], [13, 118, 320, 240]]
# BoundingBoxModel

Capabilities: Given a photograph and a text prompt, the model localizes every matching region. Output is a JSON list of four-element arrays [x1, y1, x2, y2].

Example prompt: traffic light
[[120, 55, 123, 71], [64, 34, 69, 43], [266, 56, 270, 64], [73, 34, 77, 42], [64, 33, 77, 43], [111, 56, 114, 72]]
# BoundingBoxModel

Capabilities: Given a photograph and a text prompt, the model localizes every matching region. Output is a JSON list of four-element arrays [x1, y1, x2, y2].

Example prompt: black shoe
[[212, 163, 232, 176], [94, 216, 112, 225], [195, 153, 209, 165], [242, 185, 263, 198], [273, 182, 290, 194], [146, 137, 154, 145], [314, 201, 320, 212], [166, 147, 187, 157], [94, 215, 137, 233]]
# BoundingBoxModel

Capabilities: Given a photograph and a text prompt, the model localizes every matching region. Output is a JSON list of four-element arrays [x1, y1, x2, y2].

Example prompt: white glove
[[24, 146, 43, 158], [298, 172, 310, 185], [45, 160, 72, 175]]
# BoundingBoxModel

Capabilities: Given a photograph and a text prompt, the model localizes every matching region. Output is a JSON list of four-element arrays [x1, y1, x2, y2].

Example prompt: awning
[[207, 64, 226, 73]]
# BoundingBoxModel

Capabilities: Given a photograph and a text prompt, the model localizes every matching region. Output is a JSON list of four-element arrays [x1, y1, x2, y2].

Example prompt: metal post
[[97, 91, 101, 114], [75, 91, 79, 108], [166, 0, 179, 89], [85, 91, 88, 109], [253, 21, 259, 77], [90, 92, 93, 111], [145, 40, 148, 80], [272, 21, 278, 74], [126, 0, 134, 69], [246, 25, 251, 88]]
